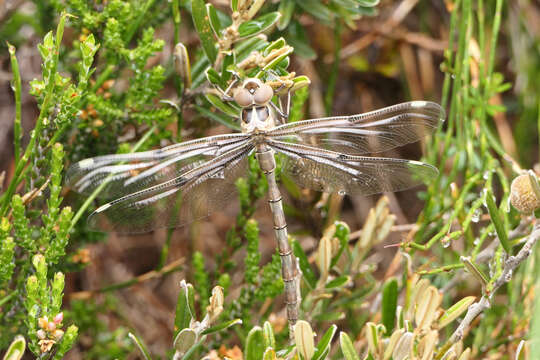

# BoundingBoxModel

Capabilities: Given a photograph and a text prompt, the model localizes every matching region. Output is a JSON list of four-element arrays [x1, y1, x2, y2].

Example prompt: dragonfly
[[66, 76, 445, 335]]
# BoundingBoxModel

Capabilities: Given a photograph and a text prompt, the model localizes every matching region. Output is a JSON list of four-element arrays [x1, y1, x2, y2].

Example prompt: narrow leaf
[[245, 326, 265, 360], [340, 332, 360, 360], [263, 321, 276, 349], [3, 335, 25, 360], [382, 278, 398, 335], [293, 240, 317, 289], [485, 188, 511, 253], [175, 280, 195, 333], [192, 0, 217, 63], [206, 4, 222, 37], [238, 12, 281, 39], [439, 296, 476, 329], [312, 325, 337, 360], [325, 275, 350, 289], [128, 333, 152, 360], [206, 93, 240, 117], [201, 318, 242, 335]]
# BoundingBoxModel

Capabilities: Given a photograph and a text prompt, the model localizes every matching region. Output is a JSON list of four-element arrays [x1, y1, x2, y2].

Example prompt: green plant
[[2, 0, 540, 358]]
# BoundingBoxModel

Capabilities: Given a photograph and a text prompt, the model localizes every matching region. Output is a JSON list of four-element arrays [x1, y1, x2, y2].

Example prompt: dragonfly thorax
[[240, 105, 276, 133]]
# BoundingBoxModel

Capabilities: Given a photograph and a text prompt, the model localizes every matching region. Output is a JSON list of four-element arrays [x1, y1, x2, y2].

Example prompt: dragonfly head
[[233, 78, 274, 107], [235, 78, 276, 133]]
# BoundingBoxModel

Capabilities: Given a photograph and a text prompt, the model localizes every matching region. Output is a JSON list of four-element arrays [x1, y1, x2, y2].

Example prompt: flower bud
[[53, 329, 64, 341], [53, 312, 64, 324], [38, 317, 49, 329], [37, 329, 47, 340], [47, 322, 56, 331], [510, 172, 540, 214]]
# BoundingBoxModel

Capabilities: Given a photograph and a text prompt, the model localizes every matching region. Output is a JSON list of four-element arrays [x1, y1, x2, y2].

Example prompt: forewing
[[87, 143, 254, 234], [65, 134, 250, 199], [267, 101, 444, 154], [269, 140, 437, 196]]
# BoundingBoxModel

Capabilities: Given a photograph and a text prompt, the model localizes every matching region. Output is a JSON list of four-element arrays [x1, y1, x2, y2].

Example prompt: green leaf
[[355, 0, 380, 6], [263, 321, 276, 349], [195, 105, 241, 130], [297, 0, 334, 23], [312, 325, 337, 360], [285, 21, 317, 60], [325, 275, 350, 289], [231, 0, 238, 12], [263, 37, 287, 56], [263, 348, 277, 360], [206, 68, 225, 88], [278, 0, 295, 30], [238, 12, 281, 39], [201, 318, 242, 335], [3, 335, 25, 360], [206, 4, 222, 37], [173, 328, 197, 354], [174, 281, 195, 334], [331, 222, 350, 267], [261, 47, 293, 72], [128, 333, 152, 360], [206, 94, 240, 118], [485, 188, 511, 253], [191, 0, 217, 63], [439, 296, 476, 329], [339, 332, 360, 360], [313, 311, 345, 322], [381, 278, 398, 335], [235, 36, 268, 61], [292, 240, 317, 289], [245, 326, 265, 360]]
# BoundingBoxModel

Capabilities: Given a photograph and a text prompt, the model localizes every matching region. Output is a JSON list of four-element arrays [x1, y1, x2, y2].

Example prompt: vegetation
[[1, 0, 539, 359]]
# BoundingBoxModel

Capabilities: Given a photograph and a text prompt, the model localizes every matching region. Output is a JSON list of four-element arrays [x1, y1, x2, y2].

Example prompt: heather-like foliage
[[1, 0, 540, 359]]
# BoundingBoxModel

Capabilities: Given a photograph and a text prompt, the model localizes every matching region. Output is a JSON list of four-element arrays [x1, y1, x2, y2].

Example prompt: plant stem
[[8, 43, 22, 166]]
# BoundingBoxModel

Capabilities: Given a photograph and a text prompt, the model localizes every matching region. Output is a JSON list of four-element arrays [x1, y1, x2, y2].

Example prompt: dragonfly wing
[[87, 143, 254, 234], [267, 101, 444, 154], [66, 134, 250, 199], [269, 140, 437, 196]]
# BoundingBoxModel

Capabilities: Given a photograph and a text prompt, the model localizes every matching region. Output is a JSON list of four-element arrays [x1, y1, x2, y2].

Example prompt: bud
[[47, 322, 56, 332], [53, 329, 64, 341], [53, 312, 64, 324], [510, 172, 540, 214], [37, 329, 47, 340], [38, 317, 49, 330]]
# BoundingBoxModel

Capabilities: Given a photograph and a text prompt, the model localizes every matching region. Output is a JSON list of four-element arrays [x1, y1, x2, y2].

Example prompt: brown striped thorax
[[234, 78, 277, 133]]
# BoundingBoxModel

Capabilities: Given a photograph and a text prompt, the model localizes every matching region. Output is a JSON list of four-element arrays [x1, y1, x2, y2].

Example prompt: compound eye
[[253, 83, 274, 105], [234, 88, 253, 107]]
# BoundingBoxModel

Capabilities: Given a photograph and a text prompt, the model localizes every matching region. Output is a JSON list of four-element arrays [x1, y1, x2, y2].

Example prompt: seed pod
[[510, 172, 540, 214]]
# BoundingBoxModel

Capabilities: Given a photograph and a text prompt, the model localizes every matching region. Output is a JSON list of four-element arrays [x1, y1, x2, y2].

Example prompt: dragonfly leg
[[213, 75, 240, 102], [256, 147, 301, 339]]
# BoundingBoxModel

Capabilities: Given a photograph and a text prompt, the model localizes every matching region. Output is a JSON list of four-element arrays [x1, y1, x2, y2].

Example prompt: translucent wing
[[267, 101, 444, 154], [87, 143, 254, 234], [66, 134, 250, 199], [269, 140, 437, 196]]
